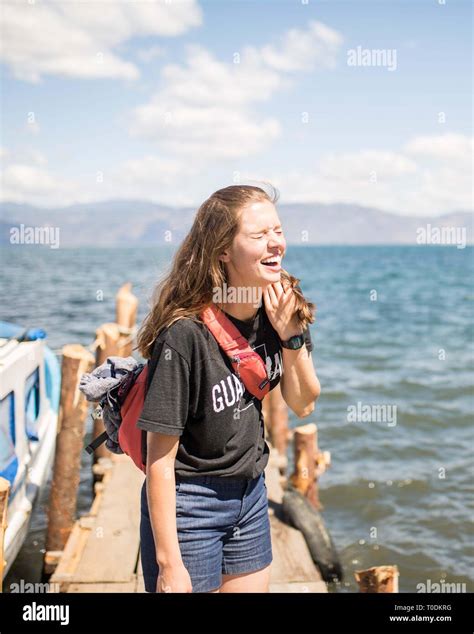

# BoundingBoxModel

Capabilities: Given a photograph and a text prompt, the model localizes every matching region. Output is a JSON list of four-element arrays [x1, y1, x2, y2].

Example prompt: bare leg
[[219, 565, 271, 593]]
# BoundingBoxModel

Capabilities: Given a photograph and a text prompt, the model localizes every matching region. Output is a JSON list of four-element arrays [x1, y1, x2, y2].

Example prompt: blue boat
[[0, 322, 61, 578]]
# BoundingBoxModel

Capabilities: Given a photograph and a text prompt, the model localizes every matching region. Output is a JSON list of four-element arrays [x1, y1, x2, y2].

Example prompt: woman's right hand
[[156, 562, 193, 593]]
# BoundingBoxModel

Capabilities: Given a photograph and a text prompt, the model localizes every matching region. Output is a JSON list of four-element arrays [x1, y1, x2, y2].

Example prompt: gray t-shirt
[[137, 303, 313, 479]]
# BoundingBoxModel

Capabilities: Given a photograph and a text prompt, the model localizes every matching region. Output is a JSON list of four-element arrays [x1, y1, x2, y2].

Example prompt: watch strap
[[280, 333, 305, 350]]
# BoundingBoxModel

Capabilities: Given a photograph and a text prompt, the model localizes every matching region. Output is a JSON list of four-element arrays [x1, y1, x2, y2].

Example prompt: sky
[[0, 0, 472, 216]]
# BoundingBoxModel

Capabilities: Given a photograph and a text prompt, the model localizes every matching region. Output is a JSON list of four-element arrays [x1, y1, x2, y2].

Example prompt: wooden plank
[[50, 467, 115, 588], [72, 456, 144, 583], [50, 520, 93, 586], [269, 515, 325, 585], [265, 453, 327, 592]]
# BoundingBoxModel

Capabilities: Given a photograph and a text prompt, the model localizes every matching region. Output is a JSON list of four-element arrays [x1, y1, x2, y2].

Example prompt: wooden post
[[91, 283, 138, 461], [95, 322, 124, 367], [116, 282, 138, 331], [92, 322, 123, 461], [355, 565, 399, 592], [0, 477, 10, 590], [289, 423, 330, 510], [44, 344, 95, 575]]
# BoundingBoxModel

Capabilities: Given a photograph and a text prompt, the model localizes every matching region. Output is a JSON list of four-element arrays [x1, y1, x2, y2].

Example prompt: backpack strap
[[85, 430, 108, 455], [200, 304, 270, 399], [141, 360, 152, 469]]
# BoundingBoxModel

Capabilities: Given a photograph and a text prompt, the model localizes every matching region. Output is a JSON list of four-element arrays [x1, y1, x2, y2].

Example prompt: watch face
[[285, 334, 304, 349]]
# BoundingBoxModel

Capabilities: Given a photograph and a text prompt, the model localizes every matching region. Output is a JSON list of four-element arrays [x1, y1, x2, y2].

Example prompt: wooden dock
[[49, 448, 327, 593]]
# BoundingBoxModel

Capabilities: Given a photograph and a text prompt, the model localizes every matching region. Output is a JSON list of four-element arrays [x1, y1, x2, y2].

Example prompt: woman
[[136, 183, 321, 593]]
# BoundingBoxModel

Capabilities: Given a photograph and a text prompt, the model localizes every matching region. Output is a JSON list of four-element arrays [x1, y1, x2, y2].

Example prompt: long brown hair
[[136, 183, 315, 359]]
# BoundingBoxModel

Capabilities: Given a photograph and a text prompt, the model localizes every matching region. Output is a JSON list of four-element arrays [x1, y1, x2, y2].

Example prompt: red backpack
[[86, 305, 270, 473]]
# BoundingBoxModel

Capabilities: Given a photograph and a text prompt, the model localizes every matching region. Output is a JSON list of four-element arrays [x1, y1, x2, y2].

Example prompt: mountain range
[[1, 200, 472, 247]]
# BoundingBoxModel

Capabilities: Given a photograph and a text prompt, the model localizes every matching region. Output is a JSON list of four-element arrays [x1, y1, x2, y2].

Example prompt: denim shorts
[[140, 471, 273, 593]]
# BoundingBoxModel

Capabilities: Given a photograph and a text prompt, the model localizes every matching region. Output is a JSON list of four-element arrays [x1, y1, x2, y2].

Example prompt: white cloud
[[258, 20, 343, 72], [131, 100, 281, 160], [118, 154, 184, 182], [110, 157, 198, 205], [403, 164, 472, 214], [136, 45, 166, 64], [1, 17, 345, 204], [0, 148, 84, 205], [405, 133, 473, 163], [128, 44, 281, 160], [0, 147, 202, 207], [2, 133, 471, 214], [265, 134, 473, 215], [129, 21, 343, 161], [14, 148, 48, 166], [1, 163, 79, 204], [0, 0, 202, 82], [317, 150, 418, 180]]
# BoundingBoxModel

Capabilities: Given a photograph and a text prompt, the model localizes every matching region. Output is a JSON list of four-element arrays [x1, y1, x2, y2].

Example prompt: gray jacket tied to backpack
[[79, 355, 141, 454]]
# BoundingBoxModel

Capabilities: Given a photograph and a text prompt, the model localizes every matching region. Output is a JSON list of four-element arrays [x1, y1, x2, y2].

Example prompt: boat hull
[[0, 332, 60, 579]]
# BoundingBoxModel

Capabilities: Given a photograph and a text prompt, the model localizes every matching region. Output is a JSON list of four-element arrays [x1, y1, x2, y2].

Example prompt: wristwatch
[[280, 333, 305, 350]]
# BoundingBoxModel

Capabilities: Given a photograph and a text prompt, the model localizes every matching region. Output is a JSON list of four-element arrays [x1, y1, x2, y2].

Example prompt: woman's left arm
[[264, 282, 321, 418], [279, 346, 320, 418]]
